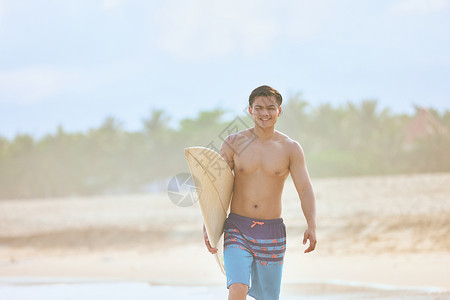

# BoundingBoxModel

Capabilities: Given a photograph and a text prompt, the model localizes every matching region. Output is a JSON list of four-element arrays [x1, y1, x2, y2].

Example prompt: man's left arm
[[289, 141, 317, 253]]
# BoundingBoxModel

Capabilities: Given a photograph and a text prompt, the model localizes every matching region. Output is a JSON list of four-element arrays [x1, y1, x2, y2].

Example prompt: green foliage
[[0, 97, 449, 199]]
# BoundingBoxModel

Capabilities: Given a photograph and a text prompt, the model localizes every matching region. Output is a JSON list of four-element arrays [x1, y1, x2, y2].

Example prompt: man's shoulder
[[223, 128, 254, 143], [221, 129, 253, 155], [275, 131, 302, 148], [275, 131, 304, 160]]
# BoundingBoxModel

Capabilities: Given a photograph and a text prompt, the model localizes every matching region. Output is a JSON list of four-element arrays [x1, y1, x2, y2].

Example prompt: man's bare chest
[[234, 143, 290, 177]]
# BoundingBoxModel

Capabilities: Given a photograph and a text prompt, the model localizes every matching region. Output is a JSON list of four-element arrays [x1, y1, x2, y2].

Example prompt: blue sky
[[0, 0, 449, 139]]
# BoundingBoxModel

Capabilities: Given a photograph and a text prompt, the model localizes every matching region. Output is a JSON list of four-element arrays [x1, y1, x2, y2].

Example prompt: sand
[[0, 173, 449, 299]]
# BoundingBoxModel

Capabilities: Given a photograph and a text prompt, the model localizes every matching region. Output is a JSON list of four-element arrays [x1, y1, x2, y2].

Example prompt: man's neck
[[253, 126, 275, 141]]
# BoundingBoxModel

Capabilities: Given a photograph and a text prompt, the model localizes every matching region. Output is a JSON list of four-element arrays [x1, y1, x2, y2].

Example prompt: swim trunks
[[223, 213, 286, 300]]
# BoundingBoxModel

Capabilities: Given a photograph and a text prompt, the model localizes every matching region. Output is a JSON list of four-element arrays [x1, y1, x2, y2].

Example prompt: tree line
[[1, 94, 449, 200]]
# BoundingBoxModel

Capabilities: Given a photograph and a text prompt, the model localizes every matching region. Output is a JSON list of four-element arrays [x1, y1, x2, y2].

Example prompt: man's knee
[[228, 283, 248, 300]]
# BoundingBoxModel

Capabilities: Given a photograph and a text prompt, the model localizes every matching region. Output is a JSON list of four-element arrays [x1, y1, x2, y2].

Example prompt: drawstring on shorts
[[251, 221, 265, 228]]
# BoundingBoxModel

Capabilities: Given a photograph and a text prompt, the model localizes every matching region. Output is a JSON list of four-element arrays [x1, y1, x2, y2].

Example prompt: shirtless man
[[204, 85, 317, 300]]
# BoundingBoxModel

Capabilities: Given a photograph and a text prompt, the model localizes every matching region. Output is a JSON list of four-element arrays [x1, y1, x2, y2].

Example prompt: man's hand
[[303, 227, 317, 253], [203, 224, 218, 254]]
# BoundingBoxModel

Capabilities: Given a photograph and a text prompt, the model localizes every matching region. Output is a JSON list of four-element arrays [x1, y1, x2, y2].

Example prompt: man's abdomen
[[230, 174, 285, 219]]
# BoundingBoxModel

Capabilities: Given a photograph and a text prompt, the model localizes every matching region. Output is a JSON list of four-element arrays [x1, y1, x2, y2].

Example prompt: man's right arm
[[220, 135, 235, 171]]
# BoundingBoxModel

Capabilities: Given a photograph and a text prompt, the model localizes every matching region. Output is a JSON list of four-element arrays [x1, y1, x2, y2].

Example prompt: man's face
[[249, 96, 281, 128]]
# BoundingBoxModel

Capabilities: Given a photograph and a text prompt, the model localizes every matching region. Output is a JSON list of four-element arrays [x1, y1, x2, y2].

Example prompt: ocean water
[[0, 278, 448, 300]]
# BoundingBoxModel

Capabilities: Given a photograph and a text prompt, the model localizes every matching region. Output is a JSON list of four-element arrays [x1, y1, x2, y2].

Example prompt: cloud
[[0, 0, 4, 22], [0, 62, 138, 105], [101, 0, 122, 11], [155, 0, 275, 59], [0, 66, 71, 104], [154, 0, 333, 60], [391, 0, 450, 15]]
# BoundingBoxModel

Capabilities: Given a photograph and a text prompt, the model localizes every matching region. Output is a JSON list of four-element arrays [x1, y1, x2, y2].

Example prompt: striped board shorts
[[223, 213, 286, 300]]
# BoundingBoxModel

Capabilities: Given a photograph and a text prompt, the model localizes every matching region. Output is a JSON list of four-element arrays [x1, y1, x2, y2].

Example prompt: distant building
[[403, 107, 447, 149]]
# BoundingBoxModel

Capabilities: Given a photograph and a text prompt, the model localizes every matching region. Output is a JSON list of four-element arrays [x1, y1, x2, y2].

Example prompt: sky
[[0, 0, 449, 139]]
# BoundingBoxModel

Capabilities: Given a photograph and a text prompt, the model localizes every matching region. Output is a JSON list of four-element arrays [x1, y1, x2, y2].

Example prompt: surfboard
[[184, 147, 234, 275]]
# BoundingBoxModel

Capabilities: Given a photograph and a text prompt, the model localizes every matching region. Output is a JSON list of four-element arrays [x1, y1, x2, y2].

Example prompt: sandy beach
[[1, 173, 449, 299]]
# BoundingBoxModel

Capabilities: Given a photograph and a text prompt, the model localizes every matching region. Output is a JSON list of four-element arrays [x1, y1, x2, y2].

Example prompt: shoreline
[[1, 276, 448, 292], [1, 277, 449, 300]]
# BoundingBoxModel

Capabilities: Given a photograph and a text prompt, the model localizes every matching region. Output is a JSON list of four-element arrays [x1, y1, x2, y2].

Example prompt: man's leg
[[248, 261, 284, 300], [228, 283, 249, 300], [224, 245, 252, 299]]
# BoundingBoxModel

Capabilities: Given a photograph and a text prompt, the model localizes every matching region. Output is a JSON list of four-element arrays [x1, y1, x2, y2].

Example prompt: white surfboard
[[184, 147, 234, 274]]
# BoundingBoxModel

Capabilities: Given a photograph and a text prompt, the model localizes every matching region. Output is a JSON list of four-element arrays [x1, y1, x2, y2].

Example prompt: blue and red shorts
[[223, 213, 286, 300]]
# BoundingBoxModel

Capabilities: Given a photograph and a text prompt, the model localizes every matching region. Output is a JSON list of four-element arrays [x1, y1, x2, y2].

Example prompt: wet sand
[[0, 173, 449, 298]]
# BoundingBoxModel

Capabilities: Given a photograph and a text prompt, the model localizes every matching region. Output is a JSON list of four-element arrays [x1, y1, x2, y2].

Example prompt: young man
[[204, 85, 317, 300]]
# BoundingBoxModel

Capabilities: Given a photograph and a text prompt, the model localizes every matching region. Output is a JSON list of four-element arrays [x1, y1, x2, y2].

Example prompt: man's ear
[[278, 106, 282, 116], [248, 106, 252, 115]]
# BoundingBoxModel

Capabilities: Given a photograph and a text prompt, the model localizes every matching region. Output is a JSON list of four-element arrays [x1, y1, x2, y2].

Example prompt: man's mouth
[[259, 118, 271, 121]]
